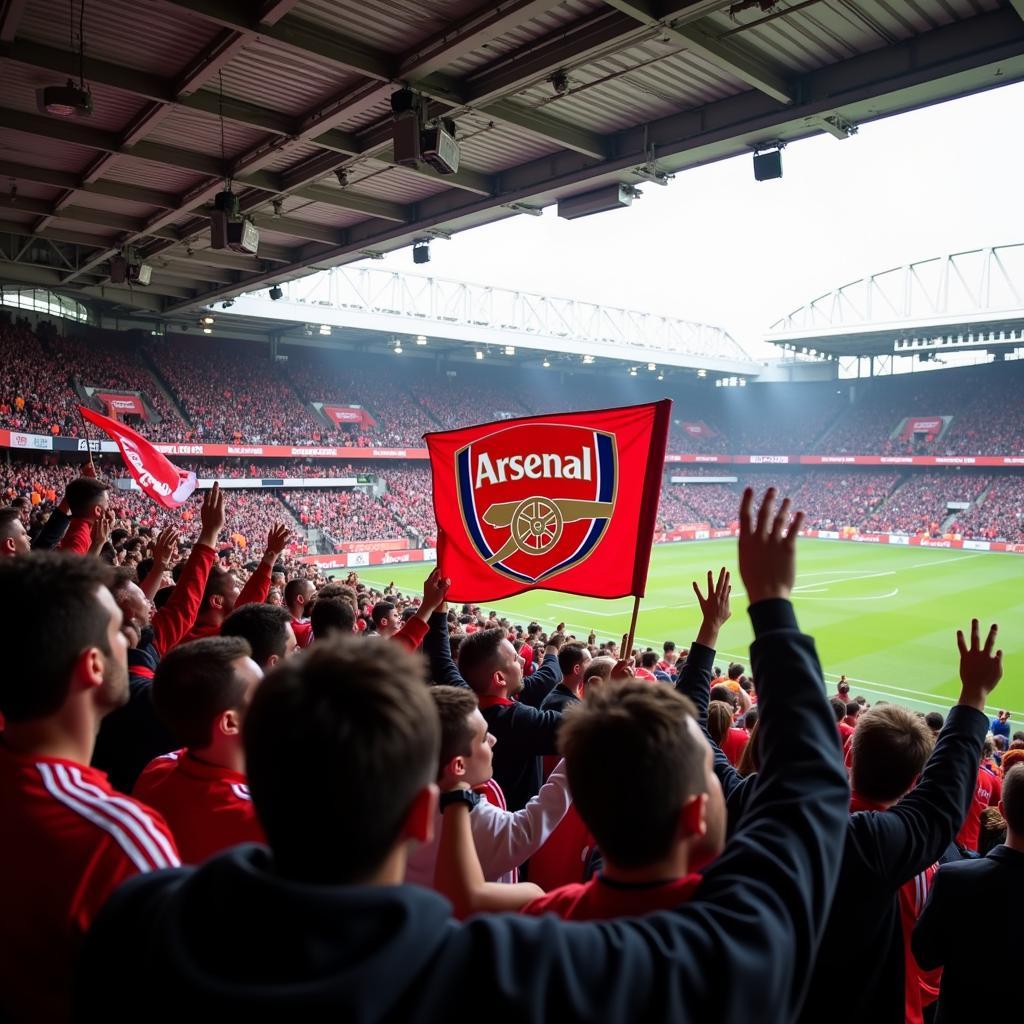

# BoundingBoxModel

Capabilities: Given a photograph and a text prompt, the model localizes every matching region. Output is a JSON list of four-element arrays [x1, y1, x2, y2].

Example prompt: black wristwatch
[[439, 789, 482, 813]]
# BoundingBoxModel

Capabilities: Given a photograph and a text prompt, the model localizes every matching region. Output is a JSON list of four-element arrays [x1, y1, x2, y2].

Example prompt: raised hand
[[151, 526, 180, 570], [419, 567, 451, 616], [737, 487, 804, 605], [263, 523, 291, 564], [956, 619, 1002, 712], [198, 483, 226, 547], [89, 508, 116, 554], [610, 659, 634, 682], [693, 567, 731, 648]]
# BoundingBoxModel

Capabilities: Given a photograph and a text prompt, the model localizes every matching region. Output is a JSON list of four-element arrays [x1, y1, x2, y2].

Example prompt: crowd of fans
[[2, 473, 1020, 1024], [5, 317, 1024, 458], [949, 474, 1024, 541]]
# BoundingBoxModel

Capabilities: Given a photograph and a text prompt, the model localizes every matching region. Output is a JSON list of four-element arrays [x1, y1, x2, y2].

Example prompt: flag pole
[[623, 594, 641, 661], [76, 405, 95, 471]]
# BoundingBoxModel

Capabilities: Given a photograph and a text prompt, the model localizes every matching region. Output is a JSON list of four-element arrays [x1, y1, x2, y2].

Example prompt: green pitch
[[356, 539, 1024, 728]]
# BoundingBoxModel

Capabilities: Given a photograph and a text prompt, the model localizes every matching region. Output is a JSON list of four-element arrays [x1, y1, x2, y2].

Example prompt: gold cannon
[[481, 495, 615, 565]]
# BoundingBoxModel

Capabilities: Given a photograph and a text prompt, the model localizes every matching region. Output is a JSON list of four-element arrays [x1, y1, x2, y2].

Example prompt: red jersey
[[133, 750, 265, 864], [837, 720, 855, 743], [721, 727, 749, 766], [522, 872, 701, 921], [526, 804, 595, 893], [0, 745, 178, 1022], [955, 765, 1002, 852], [180, 561, 272, 646], [519, 641, 534, 674], [899, 863, 941, 1024], [291, 617, 313, 648], [633, 667, 657, 682], [56, 516, 92, 555]]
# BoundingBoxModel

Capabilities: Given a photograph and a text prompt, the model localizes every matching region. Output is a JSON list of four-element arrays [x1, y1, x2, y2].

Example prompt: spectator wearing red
[[0, 553, 178, 1022], [57, 475, 111, 555], [833, 698, 855, 743], [220, 603, 298, 672], [708, 700, 749, 766], [955, 749, 1003, 853], [180, 523, 291, 644], [285, 577, 315, 648], [134, 637, 265, 864]]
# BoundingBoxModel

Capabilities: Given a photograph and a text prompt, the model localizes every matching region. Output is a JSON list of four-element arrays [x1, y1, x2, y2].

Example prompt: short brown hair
[[431, 686, 479, 781], [65, 477, 110, 517], [456, 627, 505, 694], [153, 636, 253, 748], [1003, 764, 1024, 835], [558, 680, 704, 868], [557, 641, 589, 677], [244, 637, 439, 884], [851, 704, 935, 803]]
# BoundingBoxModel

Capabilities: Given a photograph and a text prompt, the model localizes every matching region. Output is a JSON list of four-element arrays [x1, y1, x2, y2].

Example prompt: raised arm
[[860, 618, 999, 887], [434, 785, 544, 918], [393, 569, 449, 652], [519, 633, 563, 707], [151, 486, 224, 656], [422, 592, 470, 689], [235, 523, 290, 608], [138, 527, 179, 602]]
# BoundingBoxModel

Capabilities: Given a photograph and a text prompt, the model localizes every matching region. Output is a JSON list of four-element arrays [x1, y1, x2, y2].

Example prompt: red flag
[[426, 400, 671, 602], [79, 406, 197, 510]]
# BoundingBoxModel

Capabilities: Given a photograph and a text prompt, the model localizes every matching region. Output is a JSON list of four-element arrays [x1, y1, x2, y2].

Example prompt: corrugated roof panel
[[275, 198, 366, 229], [69, 191, 157, 219], [143, 109, 270, 162], [339, 92, 396, 135], [443, 0, 610, 77], [454, 114, 559, 172], [0, 65, 153, 133], [0, 127, 97, 172], [102, 159, 207, 195], [46, 213, 121, 241], [3, 181, 60, 202], [513, 38, 747, 134], [293, 0, 483, 55], [218, 38, 365, 117], [346, 162, 451, 202], [257, 140, 329, 174], [18, 0, 223, 79]]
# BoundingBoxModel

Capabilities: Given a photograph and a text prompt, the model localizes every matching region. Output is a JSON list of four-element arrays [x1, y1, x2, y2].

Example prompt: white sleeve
[[470, 759, 572, 881]]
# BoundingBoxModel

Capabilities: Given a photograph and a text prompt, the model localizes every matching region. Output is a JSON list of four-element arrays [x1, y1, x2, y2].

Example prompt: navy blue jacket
[[76, 599, 848, 1024], [913, 844, 1024, 1023]]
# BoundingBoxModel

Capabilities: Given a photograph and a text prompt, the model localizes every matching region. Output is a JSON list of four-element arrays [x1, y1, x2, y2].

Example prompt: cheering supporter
[[708, 699, 750, 766], [132, 637, 266, 864], [955, 747, 1003, 853], [0, 553, 179, 1022], [310, 595, 356, 640], [76, 493, 851, 1022], [221, 604, 298, 670], [284, 577, 315, 647], [147, 336, 322, 444], [93, 488, 223, 793], [913, 764, 1024, 1021], [427, 618, 565, 812], [673, 523, 1003, 1024], [405, 686, 571, 903]]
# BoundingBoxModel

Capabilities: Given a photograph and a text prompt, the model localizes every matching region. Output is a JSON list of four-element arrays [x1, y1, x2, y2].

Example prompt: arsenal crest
[[455, 422, 617, 584]]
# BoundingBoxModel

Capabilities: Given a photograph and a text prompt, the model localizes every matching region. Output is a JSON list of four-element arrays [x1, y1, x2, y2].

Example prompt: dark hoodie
[[76, 601, 849, 1024]]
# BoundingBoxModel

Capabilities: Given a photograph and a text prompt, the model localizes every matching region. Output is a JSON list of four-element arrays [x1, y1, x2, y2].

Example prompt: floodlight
[[269, 285, 283, 301]]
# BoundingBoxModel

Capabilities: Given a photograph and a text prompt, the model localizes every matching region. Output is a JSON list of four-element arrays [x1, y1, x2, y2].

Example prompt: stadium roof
[[1, 1, 1023, 318], [765, 242, 1024, 359]]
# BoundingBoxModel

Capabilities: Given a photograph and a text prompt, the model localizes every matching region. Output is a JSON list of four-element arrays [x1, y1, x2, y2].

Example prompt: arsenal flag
[[79, 406, 198, 510], [426, 400, 671, 602]]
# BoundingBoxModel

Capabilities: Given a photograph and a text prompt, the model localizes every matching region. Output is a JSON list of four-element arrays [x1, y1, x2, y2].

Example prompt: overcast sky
[[368, 80, 1024, 360]]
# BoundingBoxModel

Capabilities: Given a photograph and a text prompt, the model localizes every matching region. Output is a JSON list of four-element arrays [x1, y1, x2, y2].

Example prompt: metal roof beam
[[0, 160, 178, 208], [160, 7, 1024, 312], [604, 1, 795, 105], [0, 0, 26, 42]]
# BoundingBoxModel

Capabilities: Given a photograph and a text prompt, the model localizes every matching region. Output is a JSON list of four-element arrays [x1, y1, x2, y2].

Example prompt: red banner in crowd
[[323, 404, 377, 428], [96, 393, 148, 421], [680, 421, 713, 437], [901, 416, 944, 440], [80, 407, 197, 509], [426, 400, 672, 602]]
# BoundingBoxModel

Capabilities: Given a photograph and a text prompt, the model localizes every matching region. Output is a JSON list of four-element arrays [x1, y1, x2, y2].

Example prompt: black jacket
[[539, 682, 579, 714], [423, 612, 563, 811], [913, 844, 1024, 1023], [76, 599, 848, 1024]]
